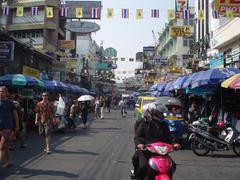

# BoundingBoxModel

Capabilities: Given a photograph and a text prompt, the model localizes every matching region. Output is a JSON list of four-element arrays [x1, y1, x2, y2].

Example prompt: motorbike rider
[[132, 102, 181, 180]]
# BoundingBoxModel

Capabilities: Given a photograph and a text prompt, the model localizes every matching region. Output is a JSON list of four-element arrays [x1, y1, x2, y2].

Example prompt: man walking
[[0, 86, 19, 167], [35, 92, 54, 154]]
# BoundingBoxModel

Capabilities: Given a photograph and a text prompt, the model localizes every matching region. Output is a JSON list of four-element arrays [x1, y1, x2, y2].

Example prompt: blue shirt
[[0, 100, 15, 130]]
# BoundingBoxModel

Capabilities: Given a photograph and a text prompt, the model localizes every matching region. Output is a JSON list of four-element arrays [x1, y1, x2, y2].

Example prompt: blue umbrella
[[172, 76, 189, 89], [149, 84, 158, 92], [0, 74, 44, 88], [162, 81, 174, 96], [43, 80, 68, 91], [157, 83, 167, 92], [80, 87, 90, 94], [191, 68, 240, 88], [182, 72, 200, 89], [68, 84, 82, 93], [151, 90, 162, 97]]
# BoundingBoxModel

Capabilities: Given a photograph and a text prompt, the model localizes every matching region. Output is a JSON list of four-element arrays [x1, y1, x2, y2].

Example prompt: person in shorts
[[35, 92, 54, 154], [0, 86, 19, 167]]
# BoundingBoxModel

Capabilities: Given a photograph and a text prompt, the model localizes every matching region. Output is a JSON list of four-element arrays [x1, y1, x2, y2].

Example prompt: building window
[[183, 39, 188, 46]]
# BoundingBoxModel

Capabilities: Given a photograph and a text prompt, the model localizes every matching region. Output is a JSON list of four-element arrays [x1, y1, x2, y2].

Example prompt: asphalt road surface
[[1, 110, 240, 180]]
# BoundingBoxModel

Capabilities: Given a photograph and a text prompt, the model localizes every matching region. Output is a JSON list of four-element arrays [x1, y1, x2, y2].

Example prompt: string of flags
[[0, 5, 234, 20]]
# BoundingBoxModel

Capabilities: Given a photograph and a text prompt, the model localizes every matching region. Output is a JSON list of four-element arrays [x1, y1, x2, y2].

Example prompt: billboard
[[64, 1, 101, 19], [209, 52, 224, 68], [0, 41, 15, 61], [143, 46, 155, 58], [215, 0, 240, 17], [136, 52, 144, 62], [58, 40, 75, 50], [170, 26, 194, 37], [175, 0, 189, 18], [65, 21, 100, 33]]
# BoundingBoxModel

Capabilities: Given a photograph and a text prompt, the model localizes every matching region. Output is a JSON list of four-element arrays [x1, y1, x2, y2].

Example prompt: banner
[[168, 9, 175, 21], [76, 7, 83, 18], [198, 10, 205, 20], [46, 7, 53, 18], [22, 65, 40, 79], [16, 6, 24, 17], [107, 8, 114, 19], [136, 9, 143, 19], [226, 10, 234, 19], [170, 26, 193, 37], [215, 0, 240, 17]]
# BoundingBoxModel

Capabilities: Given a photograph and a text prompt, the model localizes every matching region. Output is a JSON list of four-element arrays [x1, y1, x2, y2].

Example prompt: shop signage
[[167, 67, 183, 74], [231, 47, 240, 62], [22, 65, 40, 79], [170, 26, 193, 37], [215, 0, 240, 17], [65, 21, 100, 33], [96, 63, 110, 70], [58, 40, 75, 50], [0, 41, 15, 61], [175, 0, 189, 18], [210, 52, 224, 68], [104, 47, 117, 57]]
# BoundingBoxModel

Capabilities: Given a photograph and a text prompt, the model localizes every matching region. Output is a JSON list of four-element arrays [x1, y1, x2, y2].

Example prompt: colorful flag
[[2, 6, 9, 16], [168, 9, 175, 21], [90, 7, 100, 19], [76, 7, 83, 18], [151, 9, 159, 18], [122, 8, 129, 19], [16, 6, 24, 17], [46, 7, 53, 18], [226, 10, 234, 20], [182, 9, 190, 19], [31, 7, 38, 16], [60, 7, 68, 17], [136, 9, 143, 20], [212, 9, 219, 19], [107, 8, 114, 19], [198, 10, 204, 20]]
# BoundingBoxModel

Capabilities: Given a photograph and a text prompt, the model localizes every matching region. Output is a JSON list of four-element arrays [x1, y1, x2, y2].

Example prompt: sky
[[65, 0, 194, 81]]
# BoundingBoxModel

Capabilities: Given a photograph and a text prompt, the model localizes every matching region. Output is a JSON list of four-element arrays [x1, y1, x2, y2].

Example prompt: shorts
[[39, 123, 52, 136], [0, 129, 13, 151]]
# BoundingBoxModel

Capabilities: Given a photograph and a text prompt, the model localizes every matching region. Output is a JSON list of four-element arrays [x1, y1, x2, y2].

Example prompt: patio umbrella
[[221, 73, 240, 89], [182, 72, 200, 89], [0, 74, 44, 88], [162, 81, 174, 96], [191, 68, 240, 89], [172, 76, 189, 89], [43, 80, 68, 91], [149, 84, 158, 92], [77, 95, 95, 101], [157, 83, 167, 92]]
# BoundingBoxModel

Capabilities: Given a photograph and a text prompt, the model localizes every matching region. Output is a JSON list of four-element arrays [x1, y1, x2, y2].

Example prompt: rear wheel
[[233, 141, 240, 157], [191, 139, 210, 156]]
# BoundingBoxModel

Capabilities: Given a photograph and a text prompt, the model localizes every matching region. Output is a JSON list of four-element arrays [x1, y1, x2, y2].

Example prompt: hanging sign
[[170, 26, 193, 37], [215, 0, 240, 17]]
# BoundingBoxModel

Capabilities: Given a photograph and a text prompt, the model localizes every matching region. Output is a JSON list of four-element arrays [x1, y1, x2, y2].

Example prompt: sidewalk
[[0, 113, 95, 179]]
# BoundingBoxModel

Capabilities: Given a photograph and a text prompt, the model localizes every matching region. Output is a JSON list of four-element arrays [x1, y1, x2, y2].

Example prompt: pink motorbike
[[145, 142, 175, 180]]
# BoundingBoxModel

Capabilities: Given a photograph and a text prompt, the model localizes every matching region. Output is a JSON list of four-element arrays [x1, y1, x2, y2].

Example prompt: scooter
[[131, 142, 175, 180], [189, 122, 240, 157]]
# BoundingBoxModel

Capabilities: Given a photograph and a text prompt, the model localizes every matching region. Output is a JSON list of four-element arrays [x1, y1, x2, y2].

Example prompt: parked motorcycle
[[132, 142, 176, 180], [189, 122, 240, 157]]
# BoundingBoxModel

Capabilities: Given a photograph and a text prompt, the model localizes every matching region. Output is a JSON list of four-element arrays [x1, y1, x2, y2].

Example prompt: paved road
[[1, 110, 240, 180]]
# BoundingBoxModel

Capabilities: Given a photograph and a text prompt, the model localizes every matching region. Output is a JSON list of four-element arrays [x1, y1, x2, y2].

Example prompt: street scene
[[1, 0, 240, 180]]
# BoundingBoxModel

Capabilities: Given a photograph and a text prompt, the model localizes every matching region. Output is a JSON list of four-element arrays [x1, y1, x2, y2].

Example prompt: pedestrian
[[94, 97, 100, 119], [106, 96, 111, 113], [35, 92, 54, 154], [119, 98, 127, 117], [188, 100, 200, 123], [0, 86, 19, 167], [99, 96, 105, 119], [13, 94, 28, 148], [80, 101, 90, 128], [68, 100, 77, 129]]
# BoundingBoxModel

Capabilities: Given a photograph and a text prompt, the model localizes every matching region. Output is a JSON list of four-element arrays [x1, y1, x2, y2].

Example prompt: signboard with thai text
[[58, 40, 75, 50], [22, 65, 40, 79], [215, 0, 240, 17], [210, 52, 224, 68], [170, 26, 194, 37], [0, 41, 14, 61]]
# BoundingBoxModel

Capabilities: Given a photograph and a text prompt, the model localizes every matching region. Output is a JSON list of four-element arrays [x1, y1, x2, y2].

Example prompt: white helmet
[[143, 102, 166, 121]]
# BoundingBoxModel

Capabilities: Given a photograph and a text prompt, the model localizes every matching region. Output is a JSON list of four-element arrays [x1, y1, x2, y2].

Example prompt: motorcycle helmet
[[143, 102, 166, 122], [217, 121, 225, 129]]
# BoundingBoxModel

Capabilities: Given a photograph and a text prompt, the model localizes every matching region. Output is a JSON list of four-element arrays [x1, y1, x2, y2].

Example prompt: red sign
[[215, 0, 240, 16]]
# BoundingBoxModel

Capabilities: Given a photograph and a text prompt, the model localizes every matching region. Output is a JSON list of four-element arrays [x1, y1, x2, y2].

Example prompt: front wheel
[[233, 141, 240, 157], [191, 139, 210, 156]]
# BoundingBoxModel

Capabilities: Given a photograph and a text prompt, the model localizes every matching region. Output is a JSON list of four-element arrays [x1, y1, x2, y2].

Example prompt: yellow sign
[[170, 26, 194, 37], [215, 0, 240, 17], [167, 67, 182, 74], [58, 40, 75, 50], [22, 66, 40, 79]]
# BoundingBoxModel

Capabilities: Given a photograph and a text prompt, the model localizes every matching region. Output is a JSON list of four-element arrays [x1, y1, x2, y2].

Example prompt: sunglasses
[[42, 94, 48, 97]]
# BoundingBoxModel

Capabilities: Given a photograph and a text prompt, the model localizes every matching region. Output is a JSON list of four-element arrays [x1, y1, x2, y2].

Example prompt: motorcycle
[[132, 142, 175, 180], [189, 122, 240, 157]]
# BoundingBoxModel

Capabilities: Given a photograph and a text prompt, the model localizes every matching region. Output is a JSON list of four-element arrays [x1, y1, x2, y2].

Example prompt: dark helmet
[[143, 102, 166, 121]]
